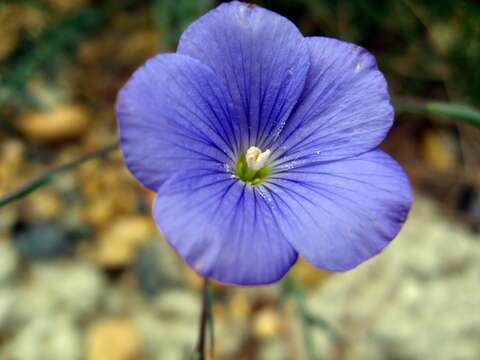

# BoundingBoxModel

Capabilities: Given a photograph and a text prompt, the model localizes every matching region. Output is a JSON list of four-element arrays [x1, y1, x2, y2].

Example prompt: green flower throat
[[235, 146, 271, 185]]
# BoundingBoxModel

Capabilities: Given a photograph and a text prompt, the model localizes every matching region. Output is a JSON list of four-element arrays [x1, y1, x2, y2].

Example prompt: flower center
[[246, 146, 271, 171], [236, 146, 271, 185]]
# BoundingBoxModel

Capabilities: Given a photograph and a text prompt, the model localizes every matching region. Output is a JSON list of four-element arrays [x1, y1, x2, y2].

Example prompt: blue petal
[[116, 53, 240, 191], [178, 1, 310, 150], [152, 171, 298, 285], [270, 37, 393, 166], [264, 150, 412, 271]]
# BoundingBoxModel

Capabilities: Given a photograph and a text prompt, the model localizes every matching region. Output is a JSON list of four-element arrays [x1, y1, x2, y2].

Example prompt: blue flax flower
[[116, 1, 412, 285]]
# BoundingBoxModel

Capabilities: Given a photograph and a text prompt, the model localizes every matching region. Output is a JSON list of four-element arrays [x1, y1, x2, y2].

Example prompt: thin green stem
[[206, 284, 215, 357], [0, 142, 118, 208], [194, 278, 211, 360]]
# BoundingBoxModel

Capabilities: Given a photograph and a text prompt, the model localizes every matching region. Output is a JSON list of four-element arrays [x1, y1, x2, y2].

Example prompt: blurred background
[[1, 0, 480, 359]]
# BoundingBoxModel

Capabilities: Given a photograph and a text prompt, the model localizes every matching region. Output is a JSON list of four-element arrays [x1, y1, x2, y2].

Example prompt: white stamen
[[245, 146, 271, 171]]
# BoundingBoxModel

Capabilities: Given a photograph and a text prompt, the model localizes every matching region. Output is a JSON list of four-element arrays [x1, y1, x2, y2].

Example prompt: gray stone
[[11, 261, 105, 329], [133, 239, 185, 296], [3, 314, 82, 360], [258, 339, 290, 360], [134, 309, 197, 359], [12, 221, 74, 259], [13, 285, 57, 329], [0, 288, 17, 332], [133, 290, 200, 359], [29, 261, 105, 320], [0, 240, 18, 284], [101, 285, 129, 314], [152, 290, 200, 321]]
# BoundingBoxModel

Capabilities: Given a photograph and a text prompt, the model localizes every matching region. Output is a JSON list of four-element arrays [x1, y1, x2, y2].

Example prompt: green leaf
[[394, 99, 480, 127], [426, 102, 480, 125]]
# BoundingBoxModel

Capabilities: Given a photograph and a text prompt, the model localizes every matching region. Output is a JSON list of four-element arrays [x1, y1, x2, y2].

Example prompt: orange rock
[[253, 308, 282, 340], [421, 129, 458, 172], [86, 318, 141, 360], [95, 216, 155, 268], [17, 105, 90, 143]]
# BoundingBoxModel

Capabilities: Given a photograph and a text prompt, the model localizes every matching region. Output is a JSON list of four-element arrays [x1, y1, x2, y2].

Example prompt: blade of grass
[[283, 278, 344, 360], [283, 278, 321, 360], [0, 142, 118, 208]]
